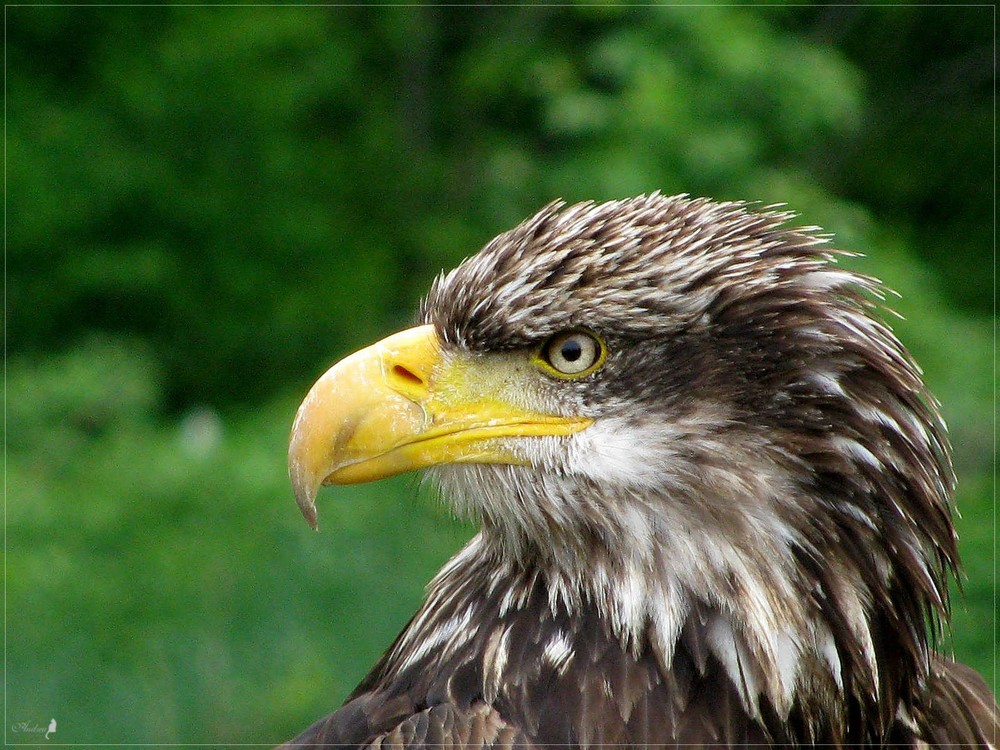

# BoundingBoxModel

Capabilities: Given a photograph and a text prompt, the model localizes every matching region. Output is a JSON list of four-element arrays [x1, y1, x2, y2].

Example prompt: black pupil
[[561, 339, 583, 362]]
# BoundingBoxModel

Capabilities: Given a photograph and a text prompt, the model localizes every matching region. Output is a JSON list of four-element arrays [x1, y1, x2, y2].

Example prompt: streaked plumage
[[282, 194, 998, 748]]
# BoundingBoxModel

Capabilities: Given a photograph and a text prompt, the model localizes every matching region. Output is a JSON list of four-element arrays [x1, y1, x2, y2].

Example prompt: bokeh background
[[7, 5, 994, 746]]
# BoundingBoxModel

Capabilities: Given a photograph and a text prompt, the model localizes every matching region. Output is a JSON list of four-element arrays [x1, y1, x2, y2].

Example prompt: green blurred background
[[6, 5, 994, 746]]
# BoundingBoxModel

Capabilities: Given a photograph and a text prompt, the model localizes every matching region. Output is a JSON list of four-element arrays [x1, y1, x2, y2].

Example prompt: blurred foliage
[[7, 5, 993, 746]]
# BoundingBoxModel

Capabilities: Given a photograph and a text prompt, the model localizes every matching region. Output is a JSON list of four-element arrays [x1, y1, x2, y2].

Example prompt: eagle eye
[[537, 331, 606, 378]]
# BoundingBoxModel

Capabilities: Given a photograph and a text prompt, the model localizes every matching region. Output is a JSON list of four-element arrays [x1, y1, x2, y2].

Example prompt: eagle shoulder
[[278, 698, 528, 750], [911, 654, 999, 748]]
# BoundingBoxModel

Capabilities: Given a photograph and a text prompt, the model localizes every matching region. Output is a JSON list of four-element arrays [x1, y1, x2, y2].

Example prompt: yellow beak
[[288, 324, 592, 528]]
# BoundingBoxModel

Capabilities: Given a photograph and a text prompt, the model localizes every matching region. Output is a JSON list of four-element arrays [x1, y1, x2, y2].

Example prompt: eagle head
[[287, 194, 967, 740]]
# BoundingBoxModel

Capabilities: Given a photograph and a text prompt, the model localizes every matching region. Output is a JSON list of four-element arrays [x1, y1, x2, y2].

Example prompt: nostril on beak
[[391, 364, 424, 386]]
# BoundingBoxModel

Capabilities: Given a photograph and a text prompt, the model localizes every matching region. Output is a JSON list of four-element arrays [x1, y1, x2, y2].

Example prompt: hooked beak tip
[[289, 459, 321, 530], [299, 496, 319, 530]]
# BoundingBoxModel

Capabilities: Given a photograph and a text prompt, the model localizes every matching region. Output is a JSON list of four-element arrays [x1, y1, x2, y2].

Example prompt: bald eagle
[[283, 194, 998, 748]]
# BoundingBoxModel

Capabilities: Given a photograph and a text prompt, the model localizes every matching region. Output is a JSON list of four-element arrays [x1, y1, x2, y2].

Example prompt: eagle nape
[[280, 193, 998, 748]]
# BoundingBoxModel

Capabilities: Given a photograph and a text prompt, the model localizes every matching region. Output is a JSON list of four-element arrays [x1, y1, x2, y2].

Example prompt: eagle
[[282, 194, 998, 748]]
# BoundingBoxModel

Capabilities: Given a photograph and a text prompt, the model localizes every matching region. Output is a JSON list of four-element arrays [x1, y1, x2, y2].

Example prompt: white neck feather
[[429, 429, 877, 722]]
